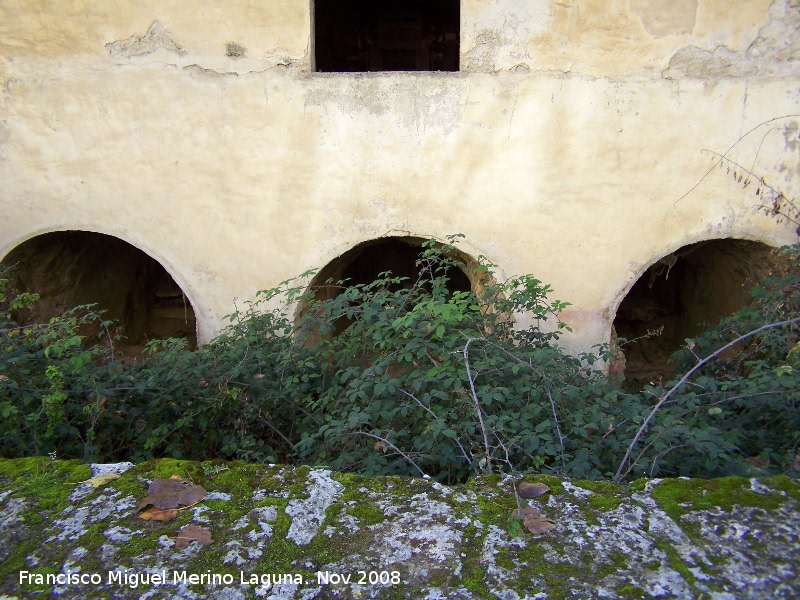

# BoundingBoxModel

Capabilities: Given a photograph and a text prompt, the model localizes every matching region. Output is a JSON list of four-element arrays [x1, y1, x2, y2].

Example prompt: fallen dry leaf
[[137, 475, 206, 511], [519, 482, 550, 499], [746, 456, 770, 468], [175, 524, 213, 549], [137, 506, 179, 521], [511, 506, 540, 519], [523, 517, 556, 535], [86, 395, 106, 410], [86, 473, 121, 488]]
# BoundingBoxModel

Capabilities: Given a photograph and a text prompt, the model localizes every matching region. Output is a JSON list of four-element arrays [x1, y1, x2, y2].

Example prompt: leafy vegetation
[[1, 237, 798, 484]]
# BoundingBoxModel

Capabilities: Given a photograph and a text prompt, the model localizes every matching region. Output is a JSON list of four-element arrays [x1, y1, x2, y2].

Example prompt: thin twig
[[674, 114, 800, 206], [257, 412, 295, 449], [602, 418, 630, 439], [348, 431, 427, 477], [546, 387, 566, 469], [659, 389, 778, 409], [399, 389, 436, 418], [614, 316, 800, 482], [464, 337, 492, 472], [649, 444, 685, 478], [398, 388, 472, 466]]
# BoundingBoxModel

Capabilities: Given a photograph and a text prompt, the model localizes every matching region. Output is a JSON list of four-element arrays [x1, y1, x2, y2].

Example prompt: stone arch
[[0, 230, 199, 357], [609, 237, 778, 384], [297, 235, 483, 329]]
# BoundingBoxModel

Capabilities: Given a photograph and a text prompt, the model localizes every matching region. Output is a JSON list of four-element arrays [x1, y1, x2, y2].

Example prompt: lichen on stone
[[0, 459, 797, 599]]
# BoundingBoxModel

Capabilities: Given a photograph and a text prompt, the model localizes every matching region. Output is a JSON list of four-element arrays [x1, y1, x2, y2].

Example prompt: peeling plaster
[[106, 21, 185, 58], [304, 76, 468, 136], [664, 0, 800, 78]]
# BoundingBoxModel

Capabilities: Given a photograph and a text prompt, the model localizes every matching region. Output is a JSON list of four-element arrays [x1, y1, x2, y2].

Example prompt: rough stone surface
[[0, 458, 798, 599]]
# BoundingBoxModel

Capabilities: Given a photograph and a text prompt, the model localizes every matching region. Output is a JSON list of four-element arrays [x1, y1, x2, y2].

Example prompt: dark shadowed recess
[[314, 0, 460, 72], [613, 239, 777, 384], [299, 236, 473, 333], [1, 231, 197, 357]]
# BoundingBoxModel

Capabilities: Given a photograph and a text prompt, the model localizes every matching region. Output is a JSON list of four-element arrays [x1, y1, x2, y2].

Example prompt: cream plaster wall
[[1, 0, 798, 351]]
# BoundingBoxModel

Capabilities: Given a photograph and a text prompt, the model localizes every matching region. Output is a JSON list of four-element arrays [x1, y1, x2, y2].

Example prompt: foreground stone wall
[[0, 458, 798, 599], [1, 0, 798, 351]]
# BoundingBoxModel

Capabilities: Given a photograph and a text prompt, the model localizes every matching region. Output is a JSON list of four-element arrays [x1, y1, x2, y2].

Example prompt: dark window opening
[[314, 0, 460, 72], [1, 231, 197, 360]]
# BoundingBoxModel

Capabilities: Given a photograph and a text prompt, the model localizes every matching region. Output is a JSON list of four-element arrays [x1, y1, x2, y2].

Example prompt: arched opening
[[1, 231, 197, 357], [299, 236, 475, 331], [612, 239, 777, 384]]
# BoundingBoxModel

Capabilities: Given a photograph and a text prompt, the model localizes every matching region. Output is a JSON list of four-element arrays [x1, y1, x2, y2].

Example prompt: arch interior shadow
[[612, 238, 777, 384], [1, 231, 198, 359], [299, 236, 475, 333]]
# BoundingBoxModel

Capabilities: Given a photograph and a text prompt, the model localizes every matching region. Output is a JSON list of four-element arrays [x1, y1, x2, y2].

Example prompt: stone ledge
[[1, 458, 798, 599]]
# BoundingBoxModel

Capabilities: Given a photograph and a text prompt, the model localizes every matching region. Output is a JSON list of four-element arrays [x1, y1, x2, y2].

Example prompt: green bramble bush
[[0, 268, 118, 460], [1, 238, 798, 482]]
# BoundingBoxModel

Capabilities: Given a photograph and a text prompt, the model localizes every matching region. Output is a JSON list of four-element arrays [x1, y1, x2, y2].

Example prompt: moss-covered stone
[[0, 460, 797, 599], [652, 476, 788, 517], [575, 479, 624, 512]]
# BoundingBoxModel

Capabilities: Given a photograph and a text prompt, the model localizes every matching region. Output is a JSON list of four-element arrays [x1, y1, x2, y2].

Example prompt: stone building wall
[[1, 0, 798, 356]]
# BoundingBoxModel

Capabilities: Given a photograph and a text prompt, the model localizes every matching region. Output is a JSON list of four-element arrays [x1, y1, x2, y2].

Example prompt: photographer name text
[[19, 569, 402, 589]]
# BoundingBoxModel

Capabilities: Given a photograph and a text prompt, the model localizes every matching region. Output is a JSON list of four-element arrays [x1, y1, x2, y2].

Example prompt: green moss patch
[[0, 457, 90, 508], [761, 475, 800, 503], [0, 457, 93, 585], [525, 474, 565, 496], [652, 476, 789, 521], [617, 583, 651, 599], [575, 479, 624, 512]]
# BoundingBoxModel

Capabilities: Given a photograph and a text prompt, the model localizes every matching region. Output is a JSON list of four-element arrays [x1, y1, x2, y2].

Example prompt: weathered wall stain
[[632, 0, 698, 37]]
